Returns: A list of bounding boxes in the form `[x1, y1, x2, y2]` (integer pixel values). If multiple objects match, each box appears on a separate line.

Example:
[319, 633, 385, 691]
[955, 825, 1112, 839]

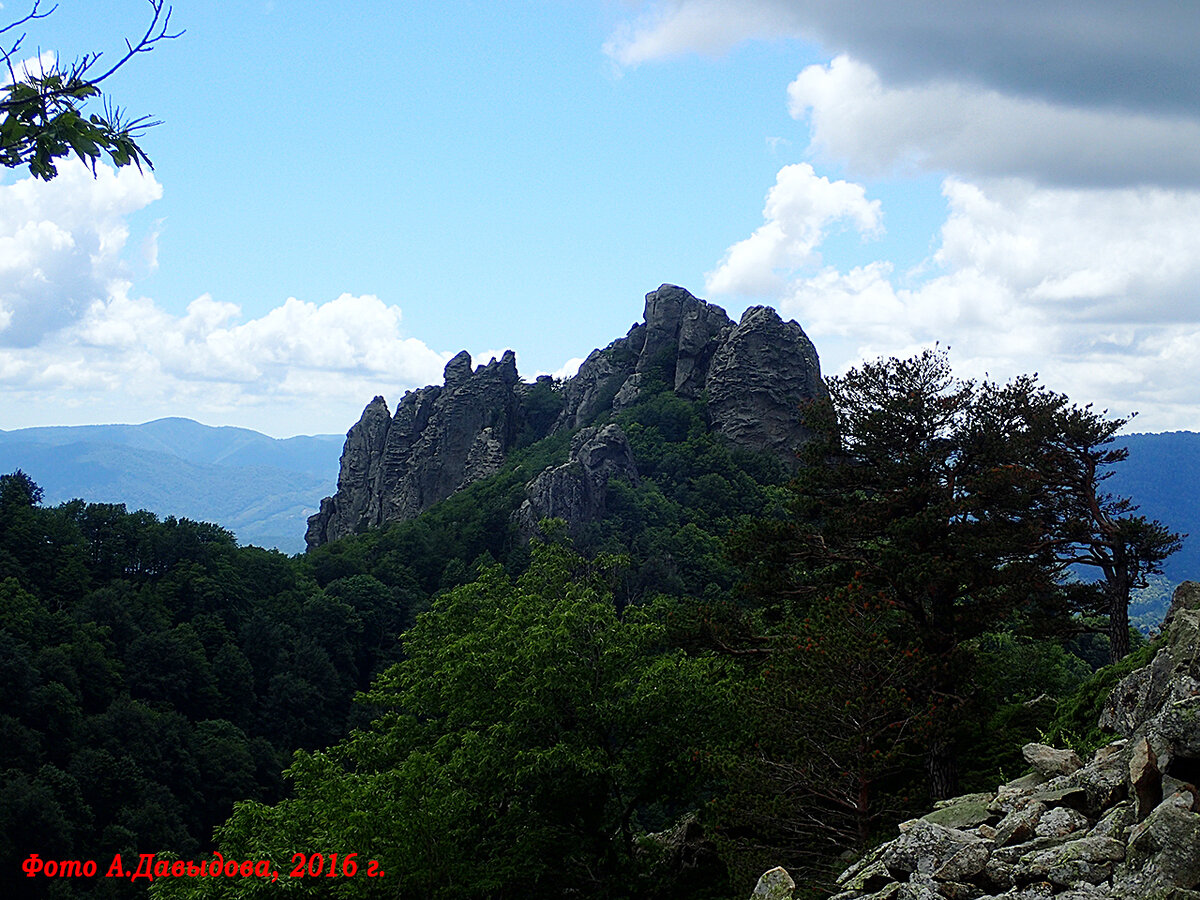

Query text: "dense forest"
[1, 352, 1182, 899]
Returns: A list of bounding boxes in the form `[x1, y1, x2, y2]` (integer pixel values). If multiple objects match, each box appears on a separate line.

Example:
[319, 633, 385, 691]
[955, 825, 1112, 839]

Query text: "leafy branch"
[0, 0, 182, 179]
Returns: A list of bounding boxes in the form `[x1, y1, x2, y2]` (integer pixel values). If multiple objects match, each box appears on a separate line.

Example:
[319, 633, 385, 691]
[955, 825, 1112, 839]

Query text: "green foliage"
[0, 1, 180, 179]
[516, 378, 566, 448]
[304, 383, 786, 613]
[1043, 640, 1157, 757]
[3, 349, 1169, 899]
[154, 542, 730, 899]
[955, 633, 1091, 791]
[0, 477, 418, 899]
[713, 583, 931, 891]
[305, 429, 572, 595]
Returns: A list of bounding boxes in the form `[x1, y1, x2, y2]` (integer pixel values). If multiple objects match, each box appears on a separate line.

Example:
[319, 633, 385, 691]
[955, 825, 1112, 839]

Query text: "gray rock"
[443, 349, 473, 387]
[750, 865, 795, 900]
[994, 802, 1047, 847]
[304, 396, 392, 547]
[923, 801, 995, 830]
[1068, 743, 1130, 816]
[306, 351, 524, 546]
[516, 424, 639, 537]
[1035, 807, 1091, 838]
[557, 342, 635, 431]
[1023, 743, 1084, 779]
[1126, 790, 1200, 888]
[897, 872, 956, 900]
[1012, 835, 1125, 887]
[705, 305, 826, 469]
[840, 858, 894, 893]
[992, 773, 1047, 814]
[831, 583, 1200, 900]
[935, 793, 997, 810]
[882, 821, 991, 882]
[1102, 583, 1200, 742]
[1089, 801, 1132, 840]
[1027, 785, 1089, 813]
[309, 285, 830, 547]
[1129, 736, 1162, 822]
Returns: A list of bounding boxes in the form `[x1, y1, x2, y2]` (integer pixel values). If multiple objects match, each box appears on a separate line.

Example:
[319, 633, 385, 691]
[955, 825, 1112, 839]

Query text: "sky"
[2, 1, 1199, 437]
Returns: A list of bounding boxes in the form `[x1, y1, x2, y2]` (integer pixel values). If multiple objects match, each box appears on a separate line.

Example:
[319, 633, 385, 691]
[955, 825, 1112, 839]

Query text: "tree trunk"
[1107, 581, 1132, 663]
[856, 776, 872, 845]
[925, 737, 959, 801]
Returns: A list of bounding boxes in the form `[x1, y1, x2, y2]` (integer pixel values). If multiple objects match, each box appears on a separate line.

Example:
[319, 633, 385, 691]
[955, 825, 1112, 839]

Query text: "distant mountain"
[0, 405, 1194, 581]
[0, 418, 343, 554]
[1111, 431, 1200, 582]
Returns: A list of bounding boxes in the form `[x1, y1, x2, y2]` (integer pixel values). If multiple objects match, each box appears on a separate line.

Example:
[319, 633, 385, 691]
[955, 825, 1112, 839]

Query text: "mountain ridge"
[305, 284, 827, 548]
[0, 420, 342, 553]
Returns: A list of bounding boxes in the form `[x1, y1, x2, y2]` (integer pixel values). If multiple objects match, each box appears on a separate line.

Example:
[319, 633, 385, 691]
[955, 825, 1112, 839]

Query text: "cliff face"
[305, 285, 827, 549]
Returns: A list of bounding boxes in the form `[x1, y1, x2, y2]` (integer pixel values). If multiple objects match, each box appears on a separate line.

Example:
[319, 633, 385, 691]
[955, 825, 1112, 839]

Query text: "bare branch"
[84, 0, 184, 88]
[0, 1, 57, 38]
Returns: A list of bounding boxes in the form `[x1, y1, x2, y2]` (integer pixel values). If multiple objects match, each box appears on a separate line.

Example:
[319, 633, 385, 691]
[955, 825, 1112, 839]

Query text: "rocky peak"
[306, 285, 828, 548]
[706, 305, 826, 465]
[305, 349, 523, 547]
[444, 350, 473, 387]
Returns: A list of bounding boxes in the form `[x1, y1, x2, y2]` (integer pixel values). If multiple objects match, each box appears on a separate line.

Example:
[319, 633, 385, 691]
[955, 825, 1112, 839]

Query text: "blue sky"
[3, 1, 1199, 436]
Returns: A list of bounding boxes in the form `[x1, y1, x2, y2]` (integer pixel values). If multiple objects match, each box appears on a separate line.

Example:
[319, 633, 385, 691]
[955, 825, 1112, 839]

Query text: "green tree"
[1028, 397, 1183, 661]
[1, 0, 180, 179]
[153, 541, 728, 899]
[740, 351, 1069, 799]
[714, 582, 930, 889]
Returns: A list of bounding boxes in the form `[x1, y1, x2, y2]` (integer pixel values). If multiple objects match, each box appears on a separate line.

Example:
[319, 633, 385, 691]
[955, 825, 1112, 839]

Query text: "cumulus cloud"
[608, 2, 1200, 188]
[706, 162, 881, 295]
[788, 56, 1200, 187]
[2, 289, 454, 435]
[616, 1, 1200, 428]
[752, 177, 1200, 431]
[603, 0, 805, 67]
[0, 161, 162, 346]
[0, 162, 453, 435]
[606, 1, 1200, 118]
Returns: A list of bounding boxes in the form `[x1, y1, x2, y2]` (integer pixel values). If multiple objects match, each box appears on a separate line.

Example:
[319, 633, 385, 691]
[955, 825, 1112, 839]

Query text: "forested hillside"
[4, 340, 1181, 899]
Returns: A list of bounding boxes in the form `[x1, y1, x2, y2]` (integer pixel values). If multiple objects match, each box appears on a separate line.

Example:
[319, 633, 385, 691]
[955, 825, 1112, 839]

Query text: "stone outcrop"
[750, 581, 1200, 900]
[515, 424, 639, 539]
[307, 285, 827, 549]
[556, 286, 826, 465]
[705, 305, 826, 462]
[305, 351, 521, 546]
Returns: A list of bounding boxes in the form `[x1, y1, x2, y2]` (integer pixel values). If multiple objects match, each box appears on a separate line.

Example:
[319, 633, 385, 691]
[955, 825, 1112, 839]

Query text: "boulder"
[516, 423, 639, 537]
[751, 866, 795, 900]
[1024, 744, 1084, 779]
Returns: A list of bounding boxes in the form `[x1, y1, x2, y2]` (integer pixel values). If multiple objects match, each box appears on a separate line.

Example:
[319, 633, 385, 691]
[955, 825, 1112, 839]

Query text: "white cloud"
[606, 2, 1200, 119]
[0, 162, 454, 436]
[706, 162, 881, 296]
[741, 177, 1200, 431]
[2, 290, 454, 435]
[604, 0, 804, 67]
[788, 55, 1200, 186]
[0, 161, 162, 346]
[612, 3, 1200, 428]
[541, 357, 585, 381]
[2, 50, 57, 87]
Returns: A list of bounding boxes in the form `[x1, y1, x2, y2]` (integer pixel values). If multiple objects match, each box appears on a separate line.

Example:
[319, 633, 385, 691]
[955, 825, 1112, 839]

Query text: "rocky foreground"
[752, 582, 1200, 900]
